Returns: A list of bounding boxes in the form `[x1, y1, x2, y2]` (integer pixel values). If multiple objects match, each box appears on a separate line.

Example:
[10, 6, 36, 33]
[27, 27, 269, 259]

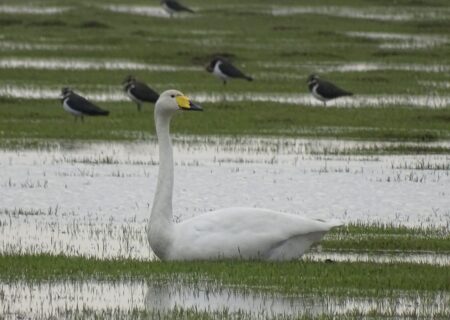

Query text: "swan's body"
[148, 90, 341, 261]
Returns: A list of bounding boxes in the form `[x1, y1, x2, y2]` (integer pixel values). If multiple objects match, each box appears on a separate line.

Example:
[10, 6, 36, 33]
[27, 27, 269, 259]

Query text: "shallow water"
[0, 41, 113, 52]
[270, 6, 450, 21]
[0, 58, 200, 72]
[101, 5, 197, 18]
[306, 252, 450, 266]
[1, 280, 448, 319]
[345, 32, 449, 50]
[0, 139, 449, 259]
[1, 85, 449, 107]
[0, 5, 70, 14]
[261, 61, 450, 74]
[193, 92, 450, 108]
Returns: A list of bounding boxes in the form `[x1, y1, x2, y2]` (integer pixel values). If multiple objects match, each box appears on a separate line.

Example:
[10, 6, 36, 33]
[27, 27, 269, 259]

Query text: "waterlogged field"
[0, 0, 449, 142]
[1, 138, 450, 319]
[1, 138, 450, 259]
[1, 0, 450, 318]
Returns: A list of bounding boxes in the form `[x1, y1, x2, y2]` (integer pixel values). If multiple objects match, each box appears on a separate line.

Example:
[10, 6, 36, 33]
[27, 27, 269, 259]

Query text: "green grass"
[1, 99, 449, 146]
[0, 0, 449, 146]
[322, 223, 450, 252]
[1, 254, 449, 295]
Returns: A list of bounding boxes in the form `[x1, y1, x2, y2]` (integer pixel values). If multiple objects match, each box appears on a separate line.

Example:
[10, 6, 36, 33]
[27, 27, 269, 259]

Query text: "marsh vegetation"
[0, 0, 449, 318]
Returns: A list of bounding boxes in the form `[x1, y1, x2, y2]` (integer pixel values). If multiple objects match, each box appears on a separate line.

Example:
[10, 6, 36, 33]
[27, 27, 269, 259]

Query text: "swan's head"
[155, 89, 202, 115]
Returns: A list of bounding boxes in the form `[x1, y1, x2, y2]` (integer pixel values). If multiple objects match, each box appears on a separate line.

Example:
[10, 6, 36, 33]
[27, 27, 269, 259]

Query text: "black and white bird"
[161, 0, 194, 17]
[122, 75, 160, 111]
[60, 87, 109, 121]
[206, 57, 253, 85]
[307, 74, 353, 106]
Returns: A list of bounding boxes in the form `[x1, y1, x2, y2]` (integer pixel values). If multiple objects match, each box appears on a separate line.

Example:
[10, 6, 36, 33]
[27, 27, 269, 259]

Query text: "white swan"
[148, 89, 342, 261]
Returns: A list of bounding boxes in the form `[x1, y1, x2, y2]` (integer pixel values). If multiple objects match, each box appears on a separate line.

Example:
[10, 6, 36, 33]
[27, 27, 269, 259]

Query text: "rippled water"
[1, 280, 448, 319]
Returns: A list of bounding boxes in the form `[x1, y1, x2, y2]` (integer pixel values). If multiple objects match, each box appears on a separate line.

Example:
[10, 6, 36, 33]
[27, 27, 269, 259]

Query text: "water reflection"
[1, 280, 448, 319]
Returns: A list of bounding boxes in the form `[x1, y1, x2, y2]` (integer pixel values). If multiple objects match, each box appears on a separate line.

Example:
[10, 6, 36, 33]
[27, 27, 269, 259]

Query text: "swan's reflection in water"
[145, 284, 308, 316]
[144, 282, 450, 318]
[144, 282, 311, 317]
[0, 280, 448, 318]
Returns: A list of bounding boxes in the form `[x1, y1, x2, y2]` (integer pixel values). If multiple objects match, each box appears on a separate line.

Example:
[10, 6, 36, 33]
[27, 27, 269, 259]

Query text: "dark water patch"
[0, 18, 22, 26]
[131, 30, 151, 37]
[372, 50, 405, 57]
[415, 20, 450, 30]
[27, 19, 67, 27]
[272, 25, 304, 31]
[80, 20, 110, 29]
[354, 75, 390, 83]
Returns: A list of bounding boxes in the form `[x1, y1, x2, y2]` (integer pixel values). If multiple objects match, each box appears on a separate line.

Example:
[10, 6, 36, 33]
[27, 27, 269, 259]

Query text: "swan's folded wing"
[172, 207, 341, 260]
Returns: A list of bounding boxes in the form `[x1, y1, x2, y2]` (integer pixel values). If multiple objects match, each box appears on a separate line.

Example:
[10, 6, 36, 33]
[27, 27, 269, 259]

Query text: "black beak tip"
[189, 101, 203, 111]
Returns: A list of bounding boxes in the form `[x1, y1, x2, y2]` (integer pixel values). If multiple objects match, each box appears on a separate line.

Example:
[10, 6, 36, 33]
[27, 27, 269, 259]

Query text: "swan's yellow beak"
[176, 95, 203, 111]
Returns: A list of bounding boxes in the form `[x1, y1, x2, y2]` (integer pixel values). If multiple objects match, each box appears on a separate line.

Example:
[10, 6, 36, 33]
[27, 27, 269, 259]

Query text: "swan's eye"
[170, 94, 175, 98]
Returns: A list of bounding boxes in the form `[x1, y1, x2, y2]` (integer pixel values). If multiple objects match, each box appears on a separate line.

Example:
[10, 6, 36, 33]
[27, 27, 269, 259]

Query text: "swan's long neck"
[148, 110, 175, 259]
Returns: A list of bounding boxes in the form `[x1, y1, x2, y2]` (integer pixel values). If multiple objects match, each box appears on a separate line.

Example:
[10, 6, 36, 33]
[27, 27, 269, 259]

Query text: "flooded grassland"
[1, 0, 450, 318]
[1, 138, 449, 319]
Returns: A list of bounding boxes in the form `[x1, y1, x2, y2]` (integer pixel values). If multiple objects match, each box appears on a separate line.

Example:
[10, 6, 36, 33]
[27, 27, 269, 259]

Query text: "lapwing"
[122, 75, 159, 111]
[60, 87, 109, 121]
[206, 57, 253, 85]
[307, 74, 353, 106]
[161, 0, 194, 17]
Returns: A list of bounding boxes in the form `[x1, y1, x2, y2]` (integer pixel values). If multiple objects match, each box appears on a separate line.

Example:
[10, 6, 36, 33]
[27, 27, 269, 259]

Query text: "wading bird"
[307, 74, 353, 106]
[206, 57, 253, 85]
[123, 75, 159, 111]
[60, 87, 109, 121]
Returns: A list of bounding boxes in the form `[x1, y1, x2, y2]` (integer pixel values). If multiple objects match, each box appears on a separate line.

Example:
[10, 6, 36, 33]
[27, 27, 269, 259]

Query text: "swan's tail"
[326, 219, 344, 229]
[315, 218, 344, 230]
